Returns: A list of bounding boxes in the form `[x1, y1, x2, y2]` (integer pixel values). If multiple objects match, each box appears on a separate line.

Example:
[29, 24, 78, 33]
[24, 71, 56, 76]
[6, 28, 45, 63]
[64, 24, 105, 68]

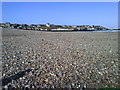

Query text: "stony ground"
[2, 28, 119, 89]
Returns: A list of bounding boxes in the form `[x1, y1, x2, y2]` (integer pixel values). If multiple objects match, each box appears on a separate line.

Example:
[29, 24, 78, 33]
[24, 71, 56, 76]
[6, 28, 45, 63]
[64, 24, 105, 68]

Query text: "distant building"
[37, 25, 41, 28]
[5, 22, 11, 28]
[72, 26, 77, 28]
[46, 23, 51, 27]
[2, 22, 109, 30]
[40, 28, 47, 31]
[86, 27, 95, 30]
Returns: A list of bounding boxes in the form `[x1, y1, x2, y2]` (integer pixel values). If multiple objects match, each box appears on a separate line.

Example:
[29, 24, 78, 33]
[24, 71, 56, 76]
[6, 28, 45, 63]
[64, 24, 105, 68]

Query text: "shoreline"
[2, 28, 120, 32]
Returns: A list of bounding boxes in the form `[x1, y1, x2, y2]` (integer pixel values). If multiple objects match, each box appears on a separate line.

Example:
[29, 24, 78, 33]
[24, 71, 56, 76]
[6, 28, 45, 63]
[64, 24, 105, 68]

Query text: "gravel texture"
[2, 28, 119, 89]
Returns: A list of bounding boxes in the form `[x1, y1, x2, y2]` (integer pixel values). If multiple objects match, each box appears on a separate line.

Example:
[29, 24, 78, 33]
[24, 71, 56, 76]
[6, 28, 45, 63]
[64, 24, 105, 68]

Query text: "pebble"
[2, 29, 119, 88]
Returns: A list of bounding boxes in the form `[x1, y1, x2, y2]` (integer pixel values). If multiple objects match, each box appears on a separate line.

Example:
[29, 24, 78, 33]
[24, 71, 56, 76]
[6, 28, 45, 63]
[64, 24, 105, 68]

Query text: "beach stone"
[2, 28, 119, 88]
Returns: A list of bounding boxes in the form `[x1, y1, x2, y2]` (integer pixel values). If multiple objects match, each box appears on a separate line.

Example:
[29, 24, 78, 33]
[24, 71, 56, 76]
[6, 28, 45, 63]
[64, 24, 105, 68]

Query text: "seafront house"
[46, 23, 51, 27]
[5, 22, 11, 28]
[1, 22, 109, 31]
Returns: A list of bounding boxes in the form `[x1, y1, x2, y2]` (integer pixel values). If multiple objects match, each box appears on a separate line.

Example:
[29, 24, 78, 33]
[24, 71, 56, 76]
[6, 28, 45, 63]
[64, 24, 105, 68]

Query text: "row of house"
[0, 22, 109, 31]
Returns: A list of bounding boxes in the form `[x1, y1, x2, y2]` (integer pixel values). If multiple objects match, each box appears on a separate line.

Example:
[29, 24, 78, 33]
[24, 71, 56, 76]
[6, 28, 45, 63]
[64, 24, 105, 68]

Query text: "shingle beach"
[2, 28, 119, 89]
